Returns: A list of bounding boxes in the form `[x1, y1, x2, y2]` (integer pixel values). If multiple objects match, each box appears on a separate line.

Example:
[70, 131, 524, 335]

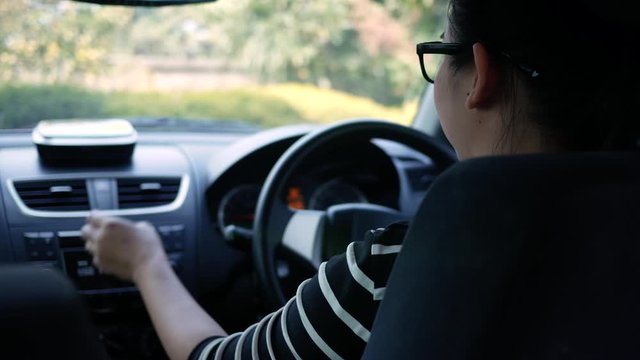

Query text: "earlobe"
[465, 43, 498, 110]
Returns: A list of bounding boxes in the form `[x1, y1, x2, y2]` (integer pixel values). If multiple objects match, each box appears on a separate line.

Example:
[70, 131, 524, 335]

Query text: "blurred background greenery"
[0, 0, 447, 129]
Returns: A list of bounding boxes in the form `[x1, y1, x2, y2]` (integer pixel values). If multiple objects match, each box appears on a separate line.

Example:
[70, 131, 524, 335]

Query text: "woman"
[81, 0, 640, 359]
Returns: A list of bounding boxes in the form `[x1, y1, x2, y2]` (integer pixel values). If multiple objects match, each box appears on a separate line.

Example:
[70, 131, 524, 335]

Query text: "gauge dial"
[217, 184, 261, 231]
[308, 179, 367, 211]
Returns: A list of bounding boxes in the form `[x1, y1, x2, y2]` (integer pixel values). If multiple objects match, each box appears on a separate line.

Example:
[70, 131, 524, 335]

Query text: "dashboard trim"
[6, 174, 190, 218]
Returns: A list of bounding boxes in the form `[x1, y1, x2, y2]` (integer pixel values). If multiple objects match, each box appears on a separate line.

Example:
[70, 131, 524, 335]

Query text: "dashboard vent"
[13, 179, 90, 211]
[117, 177, 181, 209]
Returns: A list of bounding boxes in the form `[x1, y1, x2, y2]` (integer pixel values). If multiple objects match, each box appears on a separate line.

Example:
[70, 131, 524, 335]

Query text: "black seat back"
[363, 153, 640, 359]
[0, 265, 109, 360]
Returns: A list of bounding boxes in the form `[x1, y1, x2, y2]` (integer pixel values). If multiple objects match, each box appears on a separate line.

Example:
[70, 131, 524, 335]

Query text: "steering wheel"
[253, 119, 457, 309]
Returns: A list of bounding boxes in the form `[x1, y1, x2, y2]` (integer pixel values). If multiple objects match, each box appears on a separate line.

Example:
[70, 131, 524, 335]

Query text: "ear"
[465, 42, 499, 109]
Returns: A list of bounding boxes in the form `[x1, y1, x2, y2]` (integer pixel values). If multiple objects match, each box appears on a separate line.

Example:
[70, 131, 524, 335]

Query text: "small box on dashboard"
[32, 118, 137, 166]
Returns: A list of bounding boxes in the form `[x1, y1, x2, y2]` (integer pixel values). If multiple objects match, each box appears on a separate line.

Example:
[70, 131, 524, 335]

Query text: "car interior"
[1, 0, 639, 359]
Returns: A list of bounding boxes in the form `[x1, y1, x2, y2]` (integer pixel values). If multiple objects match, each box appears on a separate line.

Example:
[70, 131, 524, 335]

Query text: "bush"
[104, 89, 304, 128]
[0, 84, 415, 130]
[0, 85, 108, 129]
[262, 83, 417, 125]
[0, 85, 304, 129]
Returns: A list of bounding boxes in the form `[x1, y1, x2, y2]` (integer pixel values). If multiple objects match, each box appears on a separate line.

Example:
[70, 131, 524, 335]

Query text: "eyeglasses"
[416, 41, 541, 84]
[416, 41, 468, 83]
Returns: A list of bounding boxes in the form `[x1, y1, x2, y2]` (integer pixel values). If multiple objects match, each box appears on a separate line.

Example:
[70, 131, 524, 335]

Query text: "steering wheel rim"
[252, 119, 457, 309]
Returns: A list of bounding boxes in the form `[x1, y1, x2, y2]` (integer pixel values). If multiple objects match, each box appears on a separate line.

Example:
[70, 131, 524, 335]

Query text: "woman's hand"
[81, 213, 168, 283]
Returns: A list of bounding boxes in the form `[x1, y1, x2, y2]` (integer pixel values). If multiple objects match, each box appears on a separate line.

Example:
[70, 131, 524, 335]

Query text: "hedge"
[0, 84, 414, 130]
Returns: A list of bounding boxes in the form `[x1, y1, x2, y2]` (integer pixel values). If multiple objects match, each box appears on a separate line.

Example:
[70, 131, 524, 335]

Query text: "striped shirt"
[189, 222, 408, 360]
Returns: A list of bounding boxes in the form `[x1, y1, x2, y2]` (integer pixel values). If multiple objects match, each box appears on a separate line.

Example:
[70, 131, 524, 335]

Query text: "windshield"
[0, 0, 445, 131]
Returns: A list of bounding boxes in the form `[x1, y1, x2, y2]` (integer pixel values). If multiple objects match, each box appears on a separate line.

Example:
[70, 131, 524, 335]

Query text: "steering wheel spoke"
[281, 210, 325, 269]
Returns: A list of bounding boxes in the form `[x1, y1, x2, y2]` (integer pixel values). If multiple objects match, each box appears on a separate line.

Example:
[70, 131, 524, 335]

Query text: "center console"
[19, 226, 185, 295]
[0, 143, 200, 359]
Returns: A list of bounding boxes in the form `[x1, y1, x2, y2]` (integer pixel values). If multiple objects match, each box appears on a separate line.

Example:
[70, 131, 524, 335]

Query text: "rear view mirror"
[74, 0, 216, 6]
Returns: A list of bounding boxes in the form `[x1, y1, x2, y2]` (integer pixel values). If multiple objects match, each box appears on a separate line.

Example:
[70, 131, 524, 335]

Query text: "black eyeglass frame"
[416, 41, 541, 84]
[416, 41, 468, 83]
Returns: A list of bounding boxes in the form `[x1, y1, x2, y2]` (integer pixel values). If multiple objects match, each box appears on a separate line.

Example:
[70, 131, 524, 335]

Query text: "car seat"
[0, 265, 110, 360]
[363, 152, 640, 359]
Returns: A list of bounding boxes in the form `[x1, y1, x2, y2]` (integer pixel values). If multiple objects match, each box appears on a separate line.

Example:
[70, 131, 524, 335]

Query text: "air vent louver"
[117, 177, 181, 209]
[14, 179, 90, 211]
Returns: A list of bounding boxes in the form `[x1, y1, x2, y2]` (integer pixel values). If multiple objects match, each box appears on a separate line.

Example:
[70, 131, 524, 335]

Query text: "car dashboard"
[0, 124, 439, 358]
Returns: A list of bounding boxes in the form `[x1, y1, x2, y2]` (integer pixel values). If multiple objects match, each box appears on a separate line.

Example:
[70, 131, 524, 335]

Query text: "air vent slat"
[119, 194, 177, 202]
[117, 177, 181, 209]
[14, 179, 90, 212]
[29, 205, 91, 211]
[15, 181, 85, 189]
[118, 179, 180, 185]
[17, 189, 88, 198]
[24, 197, 90, 206]
[117, 186, 179, 194]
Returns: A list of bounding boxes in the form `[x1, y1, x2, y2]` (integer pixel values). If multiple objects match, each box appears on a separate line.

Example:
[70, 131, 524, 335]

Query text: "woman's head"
[434, 0, 640, 159]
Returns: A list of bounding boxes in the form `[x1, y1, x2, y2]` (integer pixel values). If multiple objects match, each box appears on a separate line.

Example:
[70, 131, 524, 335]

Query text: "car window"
[0, 0, 446, 131]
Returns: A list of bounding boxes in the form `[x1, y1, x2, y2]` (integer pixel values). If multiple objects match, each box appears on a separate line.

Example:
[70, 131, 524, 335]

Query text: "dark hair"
[447, 0, 640, 151]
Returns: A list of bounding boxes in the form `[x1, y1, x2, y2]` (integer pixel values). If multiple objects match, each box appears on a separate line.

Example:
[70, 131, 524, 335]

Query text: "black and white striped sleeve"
[189, 221, 409, 360]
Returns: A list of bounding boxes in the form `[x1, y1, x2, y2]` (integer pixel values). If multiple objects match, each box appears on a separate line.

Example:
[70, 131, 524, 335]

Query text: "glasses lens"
[422, 53, 445, 82]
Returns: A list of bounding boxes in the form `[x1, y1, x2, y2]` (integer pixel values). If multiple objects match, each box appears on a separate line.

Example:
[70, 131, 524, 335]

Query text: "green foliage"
[125, 6, 221, 57]
[262, 83, 416, 125]
[0, 84, 415, 129]
[104, 89, 303, 128]
[0, 85, 107, 128]
[210, 0, 352, 82]
[210, 0, 434, 106]
[0, 0, 447, 127]
[0, 1, 131, 83]
[381, 0, 450, 41]
[0, 84, 411, 129]
[0, 85, 305, 129]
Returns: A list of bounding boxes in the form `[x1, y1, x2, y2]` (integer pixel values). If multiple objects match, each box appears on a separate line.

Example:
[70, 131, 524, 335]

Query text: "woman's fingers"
[92, 257, 101, 270]
[78, 214, 164, 281]
[80, 223, 94, 241]
[86, 211, 106, 227]
[84, 240, 95, 253]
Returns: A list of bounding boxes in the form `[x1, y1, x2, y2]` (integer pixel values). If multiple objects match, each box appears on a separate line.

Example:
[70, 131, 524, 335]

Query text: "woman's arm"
[191, 222, 410, 359]
[133, 252, 227, 359]
[82, 213, 408, 360]
[81, 214, 226, 360]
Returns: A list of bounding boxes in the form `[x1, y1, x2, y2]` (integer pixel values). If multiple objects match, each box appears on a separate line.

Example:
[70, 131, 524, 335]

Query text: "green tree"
[0, 0, 131, 85]
[208, 0, 352, 83]
[377, 0, 448, 41]
[124, 5, 221, 58]
[207, 0, 445, 105]
[0, 0, 446, 105]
